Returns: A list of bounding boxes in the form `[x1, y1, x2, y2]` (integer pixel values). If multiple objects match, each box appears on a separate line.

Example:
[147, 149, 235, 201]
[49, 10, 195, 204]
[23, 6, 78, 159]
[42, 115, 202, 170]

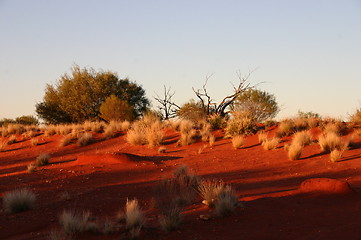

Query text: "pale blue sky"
[0, 0, 360, 120]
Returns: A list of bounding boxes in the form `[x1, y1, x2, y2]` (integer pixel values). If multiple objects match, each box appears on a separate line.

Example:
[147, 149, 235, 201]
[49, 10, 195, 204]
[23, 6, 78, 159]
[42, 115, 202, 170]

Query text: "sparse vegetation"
[318, 132, 349, 153]
[214, 185, 238, 217]
[3, 188, 36, 213]
[288, 143, 303, 160]
[330, 149, 345, 162]
[35, 153, 51, 167]
[262, 137, 280, 150]
[125, 198, 145, 229]
[232, 135, 245, 149]
[59, 209, 96, 235]
[77, 132, 93, 146]
[225, 111, 257, 137]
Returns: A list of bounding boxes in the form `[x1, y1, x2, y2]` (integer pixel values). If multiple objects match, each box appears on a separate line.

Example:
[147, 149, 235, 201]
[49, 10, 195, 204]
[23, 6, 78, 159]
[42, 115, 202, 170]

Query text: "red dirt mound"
[299, 178, 353, 194]
[75, 153, 134, 165]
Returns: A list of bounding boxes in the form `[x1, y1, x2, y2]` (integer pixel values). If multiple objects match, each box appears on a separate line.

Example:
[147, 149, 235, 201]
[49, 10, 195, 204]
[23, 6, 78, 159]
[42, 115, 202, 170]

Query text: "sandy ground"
[1, 127, 361, 240]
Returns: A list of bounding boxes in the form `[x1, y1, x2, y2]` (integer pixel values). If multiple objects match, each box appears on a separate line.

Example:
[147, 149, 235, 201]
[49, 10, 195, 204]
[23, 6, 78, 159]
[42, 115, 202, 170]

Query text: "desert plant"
[288, 143, 303, 160]
[209, 134, 216, 146]
[0, 140, 7, 152]
[225, 111, 257, 137]
[258, 131, 268, 144]
[214, 185, 238, 217]
[125, 198, 145, 229]
[275, 119, 295, 137]
[159, 206, 182, 231]
[99, 95, 135, 122]
[127, 124, 147, 145]
[103, 125, 116, 139]
[27, 163, 37, 173]
[47, 229, 68, 240]
[59, 135, 72, 147]
[330, 149, 345, 162]
[102, 219, 115, 235]
[232, 135, 245, 149]
[349, 107, 361, 124]
[318, 132, 348, 153]
[121, 120, 131, 131]
[7, 135, 16, 145]
[197, 179, 225, 207]
[233, 88, 280, 122]
[262, 137, 280, 150]
[3, 188, 36, 213]
[35, 153, 51, 167]
[208, 113, 226, 129]
[59, 209, 96, 235]
[77, 132, 93, 146]
[292, 131, 312, 147]
[145, 121, 164, 148]
[177, 99, 207, 122]
[30, 138, 38, 146]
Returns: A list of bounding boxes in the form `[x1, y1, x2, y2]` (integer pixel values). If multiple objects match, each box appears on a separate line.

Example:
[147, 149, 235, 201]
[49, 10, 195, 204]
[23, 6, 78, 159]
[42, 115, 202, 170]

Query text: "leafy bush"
[3, 188, 36, 213]
[99, 95, 134, 122]
[233, 88, 279, 122]
[36, 65, 149, 123]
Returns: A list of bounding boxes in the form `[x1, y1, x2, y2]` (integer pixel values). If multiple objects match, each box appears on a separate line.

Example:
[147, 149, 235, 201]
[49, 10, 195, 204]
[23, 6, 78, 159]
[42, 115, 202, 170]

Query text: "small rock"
[199, 214, 211, 221]
[160, 168, 164, 172]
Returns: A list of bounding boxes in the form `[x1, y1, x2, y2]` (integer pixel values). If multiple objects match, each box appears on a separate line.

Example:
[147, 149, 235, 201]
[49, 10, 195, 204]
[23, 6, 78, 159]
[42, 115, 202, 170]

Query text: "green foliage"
[99, 95, 134, 122]
[233, 88, 279, 122]
[36, 65, 149, 124]
[177, 99, 207, 122]
[15, 115, 39, 125]
[297, 110, 321, 119]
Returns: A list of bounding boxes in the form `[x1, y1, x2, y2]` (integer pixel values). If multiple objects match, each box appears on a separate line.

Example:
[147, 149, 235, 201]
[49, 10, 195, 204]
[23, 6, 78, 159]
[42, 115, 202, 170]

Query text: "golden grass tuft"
[232, 135, 244, 149]
[330, 149, 345, 162]
[262, 137, 280, 150]
[292, 131, 312, 147]
[288, 143, 303, 160]
[318, 132, 349, 153]
[3, 188, 36, 213]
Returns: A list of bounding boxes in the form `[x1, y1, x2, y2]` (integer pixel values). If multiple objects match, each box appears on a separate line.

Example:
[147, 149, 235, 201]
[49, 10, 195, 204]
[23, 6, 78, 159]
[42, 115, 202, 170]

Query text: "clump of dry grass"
[318, 132, 349, 153]
[258, 131, 268, 144]
[3, 188, 36, 213]
[103, 125, 116, 139]
[225, 111, 257, 137]
[121, 121, 131, 131]
[292, 131, 312, 147]
[214, 185, 238, 217]
[330, 149, 345, 162]
[59, 209, 97, 235]
[146, 121, 164, 148]
[288, 143, 303, 160]
[35, 153, 51, 167]
[209, 134, 216, 146]
[7, 135, 16, 145]
[197, 179, 225, 207]
[27, 163, 37, 173]
[77, 132, 93, 146]
[125, 198, 145, 229]
[232, 135, 244, 149]
[59, 135, 72, 147]
[262, 137, 280, 150]
[30, 138, 38, 146]
[275, 119, 295, 138]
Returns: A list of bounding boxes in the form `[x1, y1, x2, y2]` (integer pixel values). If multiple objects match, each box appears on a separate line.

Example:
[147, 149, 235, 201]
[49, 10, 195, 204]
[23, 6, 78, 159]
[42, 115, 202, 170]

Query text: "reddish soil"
[1, 127, 361, 240]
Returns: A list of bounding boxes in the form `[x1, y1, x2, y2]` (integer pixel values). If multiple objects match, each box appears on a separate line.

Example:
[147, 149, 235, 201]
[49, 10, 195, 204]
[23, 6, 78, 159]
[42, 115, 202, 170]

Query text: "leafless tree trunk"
[192, 71, 253, 117]
[154, 86, 180, 120]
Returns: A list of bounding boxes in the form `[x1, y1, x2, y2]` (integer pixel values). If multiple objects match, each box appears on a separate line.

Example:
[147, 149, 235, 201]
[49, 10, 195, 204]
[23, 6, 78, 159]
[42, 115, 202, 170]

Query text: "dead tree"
[154, 86, 180, 120]
[192, 71, 253, 117]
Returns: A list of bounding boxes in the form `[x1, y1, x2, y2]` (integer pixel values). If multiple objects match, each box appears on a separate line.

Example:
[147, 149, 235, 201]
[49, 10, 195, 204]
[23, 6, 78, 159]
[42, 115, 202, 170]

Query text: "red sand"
[1, 128, 361, 239]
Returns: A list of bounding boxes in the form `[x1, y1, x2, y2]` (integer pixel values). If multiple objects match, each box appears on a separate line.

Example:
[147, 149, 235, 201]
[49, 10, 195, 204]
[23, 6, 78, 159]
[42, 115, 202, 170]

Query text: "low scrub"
[330, 149, 346, 162]
[214, 185, 238, 217]
[258, 131, 268, 144]
[197, 179, 225, 207]
[288, 143, 303, 160]
[125, 198, 145, 229]
[318, 132, 349, 153]
[59, 135, 72, 147]
[3, 188, 36, 213]
[262, 137, 280, 150]
[232, 135, 244, 149]
[292, 131, 312, 147]
[225, 111, 257, 137]
[59, 209, 97, 235]
[35, 153, 51, 167]
[77, 132, 93, 146]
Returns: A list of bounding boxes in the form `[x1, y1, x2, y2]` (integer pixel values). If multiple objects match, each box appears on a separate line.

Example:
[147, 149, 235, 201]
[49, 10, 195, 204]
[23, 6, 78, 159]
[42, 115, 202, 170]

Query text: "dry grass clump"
[330, 149, 345, 162]
[30, 138, 38, 146]
[44, 125, 57, 137]
[197, 179, 225, 207]
[225, 111, 257, 137]
[7, 135, 16, 145]
[214, 185, 238, 217]
[258, 131, 268, 144]
[77, 132, 93, 146]
[27, 163, 37, 173]
[275, 119, 295, 138]
[120, 120, 131, 131]
[145, 121, 164, 148]
[3, 188, 36, 213]
[349, 108, 361, 124]
[127, 123, 147, 145]
[127, 116, 164, 147]
[209, 134, 216, 146]
[103, 125, 116, 139]
[158, 146, 167, 153]
[292, 131, 312, 147]
[59, 209, 97, 235]
[320, 119, 349, 136]
[288, 143, 303, 160]
[177, 120, 198, 146]
[59, 135, 73, 147]
[125, 198, 145, 229]
[318, 132, 349, 153]
[35, 153, 51, 167]
[232, 135, 244, 149]
[262, 137, 280, 150]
